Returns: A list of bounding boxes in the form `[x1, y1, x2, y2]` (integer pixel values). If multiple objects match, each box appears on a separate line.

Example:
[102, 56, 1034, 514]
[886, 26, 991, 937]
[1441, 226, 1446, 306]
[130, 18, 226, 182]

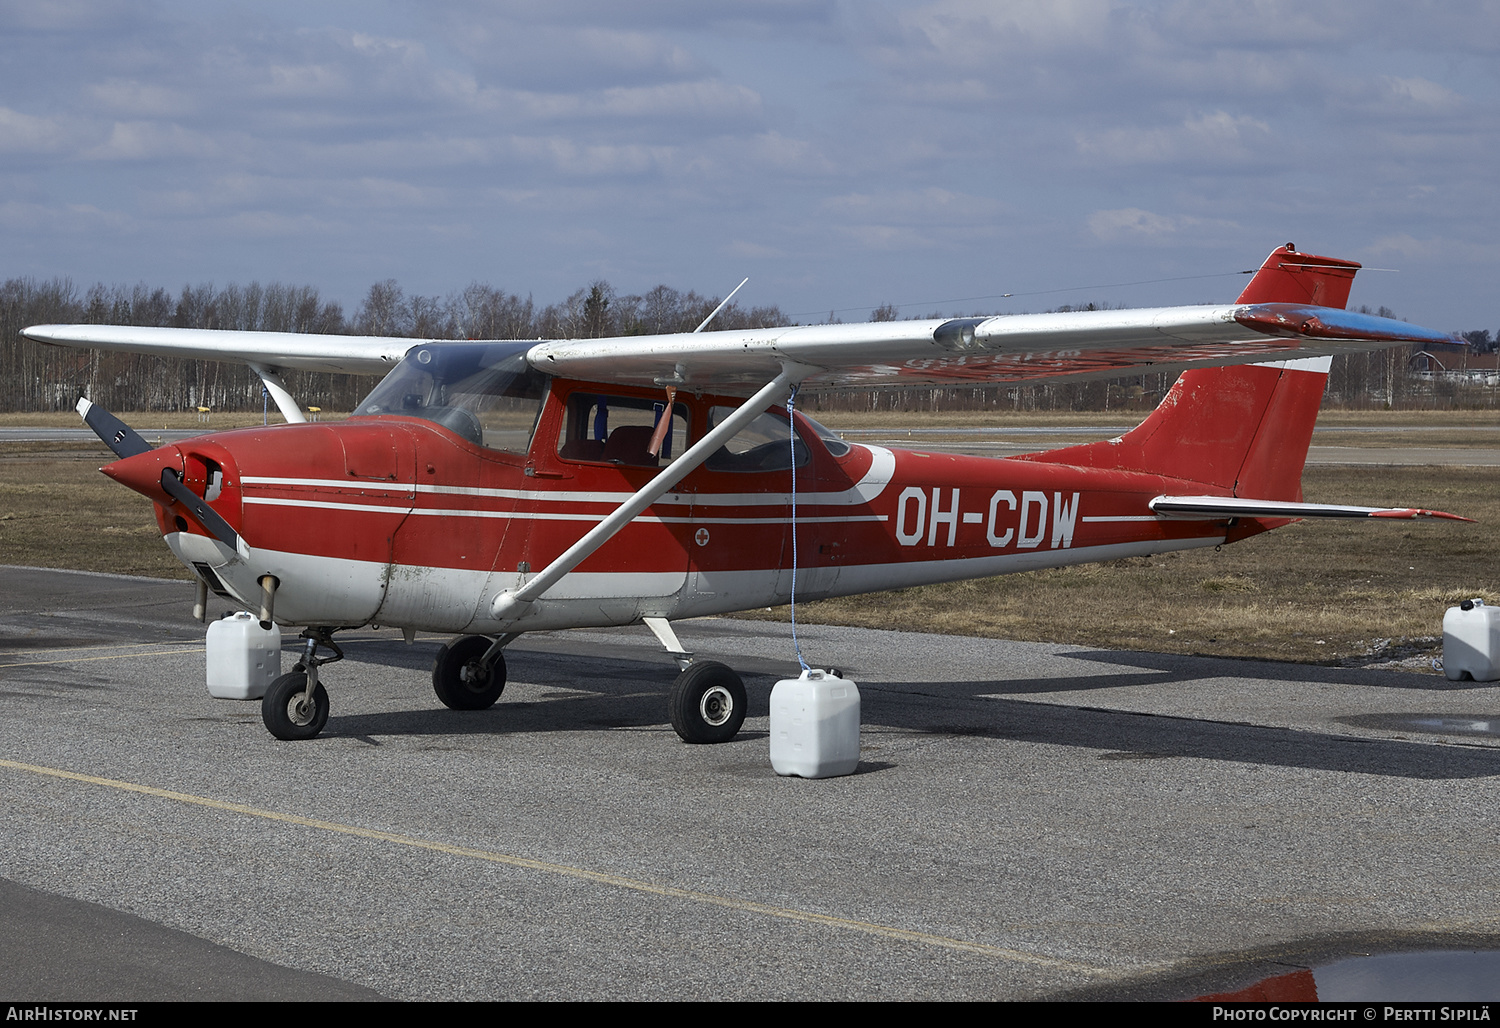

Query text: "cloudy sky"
[3, 0, 1497, 329]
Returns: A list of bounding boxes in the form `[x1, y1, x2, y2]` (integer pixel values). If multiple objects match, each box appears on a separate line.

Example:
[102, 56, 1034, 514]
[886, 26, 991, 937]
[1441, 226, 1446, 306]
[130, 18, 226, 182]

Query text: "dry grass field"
[0, 410, 1494, 668]
[750, 464, 1496, 668]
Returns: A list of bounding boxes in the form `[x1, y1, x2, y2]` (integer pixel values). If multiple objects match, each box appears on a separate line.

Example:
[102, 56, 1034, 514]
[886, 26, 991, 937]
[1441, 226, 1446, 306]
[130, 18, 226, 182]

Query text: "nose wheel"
[260, 629, 341, 741]
[262, 672, 328, 740]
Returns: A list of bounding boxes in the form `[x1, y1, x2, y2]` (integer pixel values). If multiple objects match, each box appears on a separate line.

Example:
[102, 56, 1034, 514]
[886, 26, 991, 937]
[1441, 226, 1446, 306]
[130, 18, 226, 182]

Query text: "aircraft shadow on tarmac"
[1060, 647, 1497, 693]
[318, 638, 1500, 782]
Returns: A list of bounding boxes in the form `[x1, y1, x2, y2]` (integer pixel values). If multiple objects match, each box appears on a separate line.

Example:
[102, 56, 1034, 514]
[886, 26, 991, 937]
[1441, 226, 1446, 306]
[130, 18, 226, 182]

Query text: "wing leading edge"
[526, 302, 1456, 395]
[21, 325, 413, 376]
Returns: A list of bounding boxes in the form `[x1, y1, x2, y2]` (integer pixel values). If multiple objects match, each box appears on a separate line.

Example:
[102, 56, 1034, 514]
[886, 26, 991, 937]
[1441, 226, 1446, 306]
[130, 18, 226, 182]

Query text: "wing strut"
[490, 366, 804, 622]
[248, 363, 306, 424]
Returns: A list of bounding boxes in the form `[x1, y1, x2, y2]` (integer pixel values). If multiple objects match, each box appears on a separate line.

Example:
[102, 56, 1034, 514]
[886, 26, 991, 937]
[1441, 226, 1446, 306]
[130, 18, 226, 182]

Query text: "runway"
[2, 567, 1498, 1000]
[831, 428, 1500, 466]
[8, 425, 1500, 466]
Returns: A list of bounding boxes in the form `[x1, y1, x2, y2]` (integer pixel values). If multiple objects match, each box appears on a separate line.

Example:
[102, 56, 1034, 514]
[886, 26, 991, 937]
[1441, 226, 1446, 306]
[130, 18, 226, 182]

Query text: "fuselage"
[119, 371, 1236, 636]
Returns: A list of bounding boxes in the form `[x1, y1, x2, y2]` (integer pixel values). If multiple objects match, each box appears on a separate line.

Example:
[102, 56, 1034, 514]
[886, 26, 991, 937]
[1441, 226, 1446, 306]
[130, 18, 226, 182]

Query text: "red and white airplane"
[23, 244, 1468, 743]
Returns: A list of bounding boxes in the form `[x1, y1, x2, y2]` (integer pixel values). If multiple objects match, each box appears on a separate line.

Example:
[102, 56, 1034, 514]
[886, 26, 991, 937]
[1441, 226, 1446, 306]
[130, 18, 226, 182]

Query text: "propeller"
[76, 397, 152, 459]
[78, 397, 251, 561]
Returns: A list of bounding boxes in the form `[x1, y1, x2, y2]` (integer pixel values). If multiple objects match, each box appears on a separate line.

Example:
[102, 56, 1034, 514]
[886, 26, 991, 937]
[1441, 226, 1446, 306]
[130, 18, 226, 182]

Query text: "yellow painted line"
[0, 647, 205, 670]
[0, 640, 189, 656]
[0, 756, 1114, 976]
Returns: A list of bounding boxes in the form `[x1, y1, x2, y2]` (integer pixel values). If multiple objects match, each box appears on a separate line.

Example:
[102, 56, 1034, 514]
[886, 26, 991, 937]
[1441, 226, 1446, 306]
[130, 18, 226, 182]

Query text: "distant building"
[1408, 350, 1500, 387]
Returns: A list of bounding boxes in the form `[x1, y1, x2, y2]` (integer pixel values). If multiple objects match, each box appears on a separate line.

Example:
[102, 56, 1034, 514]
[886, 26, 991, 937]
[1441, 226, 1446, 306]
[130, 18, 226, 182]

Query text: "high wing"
[21, 325, 420, 422]
[531, 246, 1457, 393]
[527, 302, 1453, 395]
[23, 245, 1458, 403]
[19, 324, 408, 375]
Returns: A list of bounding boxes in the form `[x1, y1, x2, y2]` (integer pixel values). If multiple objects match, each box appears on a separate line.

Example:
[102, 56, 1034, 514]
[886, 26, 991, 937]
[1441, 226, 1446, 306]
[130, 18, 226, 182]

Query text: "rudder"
[1235, 243, 1361, 309]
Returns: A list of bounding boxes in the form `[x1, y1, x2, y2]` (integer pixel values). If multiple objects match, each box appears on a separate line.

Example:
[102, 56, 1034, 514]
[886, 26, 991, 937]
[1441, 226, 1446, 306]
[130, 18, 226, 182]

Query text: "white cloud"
[263, 62, 351, 99]
[0, 198, 130, 234]
[476, 79, 764, 125]
[349, 33, 427, 64]
[724, 239, 786, 259]
[836, 223, 938, 251]
[1365, 233, 1446, 259]
[740, 131, 837, 175]
[1076, 111, 1272, 166]
[822, 187, 1002, 224]
[1087, 208, 1178, 240]
[506, 135, 678, 177]
[1086, 208, 1240, 242]
[0, 107, 72, 153]
[87, 80, 198, 118]
[82, 120, 221, 162]
[901, 0, 1116, 56]
[1380, 76, 1462, 112]
[1, 0, 1497, 327]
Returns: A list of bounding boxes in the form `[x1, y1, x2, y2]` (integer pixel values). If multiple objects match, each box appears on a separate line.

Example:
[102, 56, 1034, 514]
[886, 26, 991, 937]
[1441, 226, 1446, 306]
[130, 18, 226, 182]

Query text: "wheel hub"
[287, 696, 314, 725]
[699, 685, 734, 727]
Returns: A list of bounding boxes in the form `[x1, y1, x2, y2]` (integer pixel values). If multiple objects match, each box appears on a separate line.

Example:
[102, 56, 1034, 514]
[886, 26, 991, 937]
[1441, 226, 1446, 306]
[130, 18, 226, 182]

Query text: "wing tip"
[1368, 508, 1474, 523]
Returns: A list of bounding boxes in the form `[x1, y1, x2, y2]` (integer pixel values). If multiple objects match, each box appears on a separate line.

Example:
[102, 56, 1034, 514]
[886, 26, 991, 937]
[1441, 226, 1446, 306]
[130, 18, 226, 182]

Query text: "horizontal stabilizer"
[1150, 495, 1472, 522]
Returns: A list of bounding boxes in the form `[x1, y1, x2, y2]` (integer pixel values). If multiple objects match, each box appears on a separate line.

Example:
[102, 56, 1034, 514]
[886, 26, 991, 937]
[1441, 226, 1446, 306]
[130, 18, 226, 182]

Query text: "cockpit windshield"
[351, 342, 549, 453]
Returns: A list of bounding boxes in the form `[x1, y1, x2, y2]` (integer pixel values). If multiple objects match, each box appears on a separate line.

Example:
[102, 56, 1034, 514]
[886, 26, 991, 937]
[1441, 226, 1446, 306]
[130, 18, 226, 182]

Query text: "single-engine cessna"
[24, 244, 1467, 743]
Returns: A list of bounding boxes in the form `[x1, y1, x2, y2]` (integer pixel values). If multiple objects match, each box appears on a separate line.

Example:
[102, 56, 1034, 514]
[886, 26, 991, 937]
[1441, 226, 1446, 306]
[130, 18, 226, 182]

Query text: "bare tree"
[356, 280, 412, 337]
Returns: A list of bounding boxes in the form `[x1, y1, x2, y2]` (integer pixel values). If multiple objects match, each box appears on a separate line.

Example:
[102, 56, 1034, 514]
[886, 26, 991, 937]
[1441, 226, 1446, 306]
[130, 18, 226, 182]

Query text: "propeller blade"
[76, 397, 152, 459]
[159, 467, 251, 561]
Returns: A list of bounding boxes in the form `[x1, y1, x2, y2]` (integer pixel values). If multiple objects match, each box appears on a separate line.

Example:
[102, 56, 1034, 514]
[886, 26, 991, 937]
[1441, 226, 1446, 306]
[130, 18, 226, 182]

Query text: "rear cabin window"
[557, 393, 689, 468]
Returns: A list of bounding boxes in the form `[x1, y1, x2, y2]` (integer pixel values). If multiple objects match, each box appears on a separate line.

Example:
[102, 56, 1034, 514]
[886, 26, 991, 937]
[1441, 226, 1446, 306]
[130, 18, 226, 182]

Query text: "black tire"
[261, 672, 329, 741]
[433, 635, 506, 710]
[668, 661, 746, 744]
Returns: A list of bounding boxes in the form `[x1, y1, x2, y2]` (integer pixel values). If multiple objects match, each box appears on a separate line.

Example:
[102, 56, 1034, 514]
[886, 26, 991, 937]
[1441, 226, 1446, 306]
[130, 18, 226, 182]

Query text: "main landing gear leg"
[261, 628, 343, 741]
[644, 618, 747, 745]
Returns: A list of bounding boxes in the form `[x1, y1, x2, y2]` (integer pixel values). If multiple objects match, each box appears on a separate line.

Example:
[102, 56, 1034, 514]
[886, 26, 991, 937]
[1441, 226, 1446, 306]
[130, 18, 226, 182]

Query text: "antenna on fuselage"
[693, 278, 749, 333]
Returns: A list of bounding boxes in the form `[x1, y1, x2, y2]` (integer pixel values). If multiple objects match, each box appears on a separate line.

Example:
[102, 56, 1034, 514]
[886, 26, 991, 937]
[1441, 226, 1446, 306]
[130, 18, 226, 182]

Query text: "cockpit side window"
[557, 392, 689, 468]
[705, 407, 811, 472]
[351, 343, 549, 454]
[800, 414, 852, 457]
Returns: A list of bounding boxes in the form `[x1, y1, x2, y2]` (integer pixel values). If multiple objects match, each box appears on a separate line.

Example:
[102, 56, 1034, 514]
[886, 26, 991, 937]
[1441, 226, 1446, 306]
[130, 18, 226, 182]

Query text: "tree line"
[0, 276, 1493, 414]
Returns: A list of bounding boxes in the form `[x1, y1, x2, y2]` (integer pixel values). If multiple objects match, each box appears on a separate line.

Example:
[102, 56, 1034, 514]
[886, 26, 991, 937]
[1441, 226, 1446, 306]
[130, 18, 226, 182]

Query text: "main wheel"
[433, 635, 506, 710]
[668, 661, 746, 744]
[261, 672, 329, 741]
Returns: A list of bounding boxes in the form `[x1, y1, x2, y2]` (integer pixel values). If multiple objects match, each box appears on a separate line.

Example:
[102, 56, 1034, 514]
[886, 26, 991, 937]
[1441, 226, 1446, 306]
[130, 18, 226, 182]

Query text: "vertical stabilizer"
[1236, 243, 1360, 309]
[1017, 358, 1330, 500]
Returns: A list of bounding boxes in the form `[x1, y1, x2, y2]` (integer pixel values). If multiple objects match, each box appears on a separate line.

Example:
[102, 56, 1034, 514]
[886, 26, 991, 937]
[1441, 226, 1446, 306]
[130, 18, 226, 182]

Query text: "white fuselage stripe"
[237, 444, 896, 508]
[242, 495, 885, 525]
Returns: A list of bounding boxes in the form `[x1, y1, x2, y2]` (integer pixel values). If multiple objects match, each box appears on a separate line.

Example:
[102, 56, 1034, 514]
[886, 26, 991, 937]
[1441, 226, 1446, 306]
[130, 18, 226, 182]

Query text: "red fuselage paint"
[112, 375, 1248, 637]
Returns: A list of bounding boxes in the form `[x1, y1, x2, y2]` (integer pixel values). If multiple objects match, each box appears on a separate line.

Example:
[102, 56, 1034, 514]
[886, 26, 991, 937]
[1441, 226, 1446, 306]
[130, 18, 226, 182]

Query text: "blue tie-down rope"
[787, 385, 810, 672]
